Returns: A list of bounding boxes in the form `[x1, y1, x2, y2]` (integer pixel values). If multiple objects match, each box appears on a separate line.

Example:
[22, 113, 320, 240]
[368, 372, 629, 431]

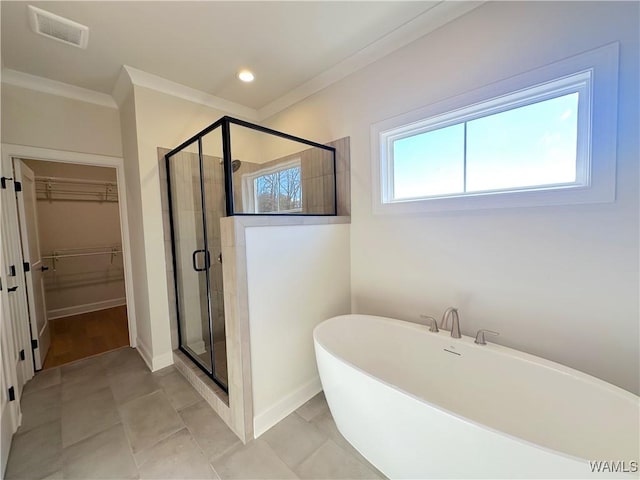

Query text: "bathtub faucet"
[475, 329, 499, 345]
[419, 314, 439, 333]
[441, 307, 461, 338]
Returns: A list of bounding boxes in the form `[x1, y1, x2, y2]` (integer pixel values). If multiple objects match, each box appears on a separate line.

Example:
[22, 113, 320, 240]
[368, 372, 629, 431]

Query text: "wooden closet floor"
[42, 305, 129, 369]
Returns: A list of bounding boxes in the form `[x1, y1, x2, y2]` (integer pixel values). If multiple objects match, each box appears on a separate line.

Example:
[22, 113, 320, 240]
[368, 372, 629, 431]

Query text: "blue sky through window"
[392, 92, 579, 199]
[393, 124, 464, 199]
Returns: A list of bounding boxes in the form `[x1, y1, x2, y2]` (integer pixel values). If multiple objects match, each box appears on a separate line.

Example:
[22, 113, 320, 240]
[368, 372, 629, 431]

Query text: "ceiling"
[1, 1, 472, 111]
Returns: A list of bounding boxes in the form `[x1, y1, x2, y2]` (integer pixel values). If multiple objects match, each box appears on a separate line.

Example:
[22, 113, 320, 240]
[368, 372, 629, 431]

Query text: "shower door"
[166, 132, 228, 391]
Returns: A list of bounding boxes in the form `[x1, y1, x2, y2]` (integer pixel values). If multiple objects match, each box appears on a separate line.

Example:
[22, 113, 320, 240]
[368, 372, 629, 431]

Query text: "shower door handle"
[192, 249, 210, 272]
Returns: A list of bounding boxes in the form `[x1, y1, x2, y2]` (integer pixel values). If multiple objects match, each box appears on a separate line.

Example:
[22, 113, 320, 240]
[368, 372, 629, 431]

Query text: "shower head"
[219, 158, 242, 172]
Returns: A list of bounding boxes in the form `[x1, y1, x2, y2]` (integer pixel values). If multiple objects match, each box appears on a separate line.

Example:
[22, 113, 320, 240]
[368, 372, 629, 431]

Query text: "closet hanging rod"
[45, 245, 121, 253]
[42, 250, 122, 260]
[35, 189, 117, 195]
[42, 246, 122, 270]
[35, 176, 117, 187]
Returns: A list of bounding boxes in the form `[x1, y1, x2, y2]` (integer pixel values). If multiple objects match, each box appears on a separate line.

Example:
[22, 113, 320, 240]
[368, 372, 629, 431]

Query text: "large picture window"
[371, 43, 618, 214]
[392, 91, 581, 200]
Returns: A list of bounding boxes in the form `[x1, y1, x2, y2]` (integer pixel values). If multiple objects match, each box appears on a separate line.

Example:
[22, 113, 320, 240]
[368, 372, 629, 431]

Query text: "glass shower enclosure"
[165, 117, 336, 391]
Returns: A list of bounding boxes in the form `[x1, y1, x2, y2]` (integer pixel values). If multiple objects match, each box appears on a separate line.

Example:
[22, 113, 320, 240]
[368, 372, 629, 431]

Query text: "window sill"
[375, 184, 614, 215]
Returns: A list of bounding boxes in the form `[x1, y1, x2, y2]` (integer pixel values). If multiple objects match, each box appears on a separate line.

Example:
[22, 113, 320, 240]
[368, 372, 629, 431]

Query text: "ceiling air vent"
[28, 5, 89, 49]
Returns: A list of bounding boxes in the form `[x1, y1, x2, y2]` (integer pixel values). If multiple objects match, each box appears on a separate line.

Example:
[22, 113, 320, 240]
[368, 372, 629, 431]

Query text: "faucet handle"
[420, 314, 439, 333]
[474, 329, 499, 345]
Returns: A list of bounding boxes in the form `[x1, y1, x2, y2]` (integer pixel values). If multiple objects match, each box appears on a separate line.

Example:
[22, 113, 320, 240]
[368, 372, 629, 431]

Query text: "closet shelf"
[35, 176, 118, 202]
[42, 245, 122, 271]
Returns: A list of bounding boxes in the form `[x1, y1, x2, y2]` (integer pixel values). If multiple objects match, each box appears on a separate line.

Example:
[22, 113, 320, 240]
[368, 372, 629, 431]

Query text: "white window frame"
[371, 42, 619, 214]
[241, 158, 302, 213]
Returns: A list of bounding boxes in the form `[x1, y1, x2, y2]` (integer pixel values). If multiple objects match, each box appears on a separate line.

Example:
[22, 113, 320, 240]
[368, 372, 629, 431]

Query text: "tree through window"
[253, 163, 302, 213]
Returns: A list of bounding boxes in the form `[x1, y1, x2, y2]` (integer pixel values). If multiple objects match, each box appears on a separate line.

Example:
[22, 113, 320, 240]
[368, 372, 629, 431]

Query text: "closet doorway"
[2, 143, 137, 377]
[23, 159, 129, 368]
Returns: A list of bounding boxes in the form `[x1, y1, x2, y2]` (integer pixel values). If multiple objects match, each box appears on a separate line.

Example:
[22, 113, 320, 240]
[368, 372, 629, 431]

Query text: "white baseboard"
[152, 350, 174, 372]
[253, 376, 322, 438]
[47, 298, 126, 320]
[135, 337, 174, 372]
[136, 337, 154, 371]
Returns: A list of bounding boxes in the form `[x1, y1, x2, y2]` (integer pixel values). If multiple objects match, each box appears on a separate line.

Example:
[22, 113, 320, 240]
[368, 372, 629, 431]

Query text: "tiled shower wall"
[201, 155, 226, 350]
[163, 149, 207, 355]
[159, 150, 226, 357]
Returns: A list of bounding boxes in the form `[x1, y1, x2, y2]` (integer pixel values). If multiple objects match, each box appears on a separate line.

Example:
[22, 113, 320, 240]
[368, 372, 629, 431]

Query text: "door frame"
[1, 143, 137, 348]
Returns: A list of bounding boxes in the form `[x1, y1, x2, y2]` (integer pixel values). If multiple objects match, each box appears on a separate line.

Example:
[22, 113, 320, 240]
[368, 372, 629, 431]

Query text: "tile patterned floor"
[5, 347, 385, 480]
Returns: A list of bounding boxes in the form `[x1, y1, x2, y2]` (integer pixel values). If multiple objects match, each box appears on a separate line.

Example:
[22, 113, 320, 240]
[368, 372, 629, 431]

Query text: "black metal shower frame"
[165, 116, 337, 391]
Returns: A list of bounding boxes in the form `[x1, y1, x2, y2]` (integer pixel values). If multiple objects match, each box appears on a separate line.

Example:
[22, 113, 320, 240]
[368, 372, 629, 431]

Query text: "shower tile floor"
[5, 347, 384, 480]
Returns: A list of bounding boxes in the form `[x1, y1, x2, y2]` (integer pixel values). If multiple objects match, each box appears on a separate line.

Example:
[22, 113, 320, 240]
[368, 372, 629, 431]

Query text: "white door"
[0, 164, 23, 478]
[1, 155, 34, 391]
[1, 270, 20, 478]
[14, 160, 50, 370]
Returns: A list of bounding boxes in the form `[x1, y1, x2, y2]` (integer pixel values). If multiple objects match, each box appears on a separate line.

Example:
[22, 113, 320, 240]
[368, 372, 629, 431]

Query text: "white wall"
[246, 224, 351, 436]
[263, 1, 639, 394]
[1, 84, 122, 157]
[117, 89, 154, 365]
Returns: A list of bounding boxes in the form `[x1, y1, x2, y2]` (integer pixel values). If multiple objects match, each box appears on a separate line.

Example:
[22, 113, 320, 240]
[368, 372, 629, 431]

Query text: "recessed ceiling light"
[238, 70, 254, 83]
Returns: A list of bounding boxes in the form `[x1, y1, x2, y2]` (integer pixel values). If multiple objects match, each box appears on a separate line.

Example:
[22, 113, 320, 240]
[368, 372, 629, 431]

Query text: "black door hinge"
[31, 339, 38, 350]
[19, 349, 25, 361]
[9, 265, 16, 277]
[23, 262, 30, 272]
[1, 177, 12, 189]
[14, 181, 22, 192]
[8, 286, 18, 292]
[8, 387, 15, 402]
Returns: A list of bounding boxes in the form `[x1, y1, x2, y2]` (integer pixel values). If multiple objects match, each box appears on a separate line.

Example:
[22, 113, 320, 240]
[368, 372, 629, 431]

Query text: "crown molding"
[257, 0, 484, 121]
[1, 68, 118, 108]
[122, 65, 259, 121]
[1, 1, 483, 121]
[111, 66, 133, 108]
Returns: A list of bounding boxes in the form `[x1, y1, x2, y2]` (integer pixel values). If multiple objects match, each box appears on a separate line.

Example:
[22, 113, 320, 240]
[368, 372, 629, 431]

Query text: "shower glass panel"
[166, 126, 227, 391]
[229, 121, 336, 215]
[201, 130, 227, 386]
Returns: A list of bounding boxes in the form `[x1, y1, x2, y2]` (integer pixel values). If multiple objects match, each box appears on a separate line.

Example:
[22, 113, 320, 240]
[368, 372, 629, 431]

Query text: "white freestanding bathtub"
[313, 315, 639, 479]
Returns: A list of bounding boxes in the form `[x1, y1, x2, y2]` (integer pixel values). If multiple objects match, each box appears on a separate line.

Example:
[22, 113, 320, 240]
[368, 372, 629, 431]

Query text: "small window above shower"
[241, 158, 302, 214]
